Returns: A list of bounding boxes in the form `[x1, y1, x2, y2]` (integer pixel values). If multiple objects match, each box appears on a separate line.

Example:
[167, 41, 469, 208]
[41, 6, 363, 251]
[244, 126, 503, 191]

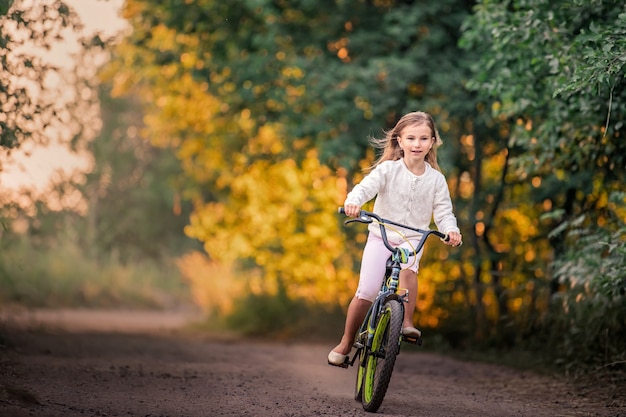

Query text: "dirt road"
[0, 310, 622, 417]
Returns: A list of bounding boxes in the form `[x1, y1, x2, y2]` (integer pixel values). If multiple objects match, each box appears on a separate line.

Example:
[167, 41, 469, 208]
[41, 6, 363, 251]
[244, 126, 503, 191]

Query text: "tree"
[114, 0, 474, 171]
[107, 0, 485, 309]
[0, 0, 82, 153]
[73, 82, 199, 263]
[460, 0, 626, 364]
[460, 0, 626, 228]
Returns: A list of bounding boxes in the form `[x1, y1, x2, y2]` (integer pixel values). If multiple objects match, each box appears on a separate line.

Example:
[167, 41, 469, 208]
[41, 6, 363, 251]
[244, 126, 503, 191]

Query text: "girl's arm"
[344, 163, 387, 208]
[432, 175, 460, 235]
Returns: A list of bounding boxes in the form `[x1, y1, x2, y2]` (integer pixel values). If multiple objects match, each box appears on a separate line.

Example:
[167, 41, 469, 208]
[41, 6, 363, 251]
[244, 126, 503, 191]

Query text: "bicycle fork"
[350, 291, 402, 365]
[349, 262, 420, 367]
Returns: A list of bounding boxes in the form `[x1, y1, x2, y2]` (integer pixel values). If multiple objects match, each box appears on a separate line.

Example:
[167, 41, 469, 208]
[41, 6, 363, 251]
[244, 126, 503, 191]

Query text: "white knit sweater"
[344, 159, 459, 244]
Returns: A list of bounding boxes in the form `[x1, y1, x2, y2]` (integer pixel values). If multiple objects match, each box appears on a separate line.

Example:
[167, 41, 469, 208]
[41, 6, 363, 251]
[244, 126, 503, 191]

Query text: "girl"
[328, 111, 462, 367]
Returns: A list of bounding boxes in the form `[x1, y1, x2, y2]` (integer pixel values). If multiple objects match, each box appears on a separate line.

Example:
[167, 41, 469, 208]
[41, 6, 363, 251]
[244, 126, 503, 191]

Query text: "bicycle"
[336, 207, 455, 413]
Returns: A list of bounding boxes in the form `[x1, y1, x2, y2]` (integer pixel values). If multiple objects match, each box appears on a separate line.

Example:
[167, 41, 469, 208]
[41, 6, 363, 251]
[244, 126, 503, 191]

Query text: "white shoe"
[401, 326, 422, 338]
[327, 350, 349, 367]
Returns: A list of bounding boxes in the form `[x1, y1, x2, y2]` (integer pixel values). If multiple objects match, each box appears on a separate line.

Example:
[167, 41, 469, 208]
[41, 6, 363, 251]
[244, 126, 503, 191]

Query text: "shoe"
[401, 326, 422, 338]
[327, 350, 350, 367]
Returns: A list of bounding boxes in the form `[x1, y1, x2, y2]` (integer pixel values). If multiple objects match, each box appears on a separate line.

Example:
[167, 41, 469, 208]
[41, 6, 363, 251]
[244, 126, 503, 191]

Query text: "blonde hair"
[369, 111, 443, 172]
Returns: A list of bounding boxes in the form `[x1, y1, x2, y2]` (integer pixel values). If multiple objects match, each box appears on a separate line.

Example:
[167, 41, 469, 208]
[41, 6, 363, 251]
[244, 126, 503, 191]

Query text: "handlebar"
[338, 207, 454, 254]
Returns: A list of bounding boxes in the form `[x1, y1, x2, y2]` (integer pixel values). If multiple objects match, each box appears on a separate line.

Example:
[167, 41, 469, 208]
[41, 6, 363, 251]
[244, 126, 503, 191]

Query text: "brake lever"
[344, 214, 373, 225]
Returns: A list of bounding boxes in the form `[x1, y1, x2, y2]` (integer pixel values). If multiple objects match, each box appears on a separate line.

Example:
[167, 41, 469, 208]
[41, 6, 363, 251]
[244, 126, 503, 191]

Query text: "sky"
[1, 0, 127, 193]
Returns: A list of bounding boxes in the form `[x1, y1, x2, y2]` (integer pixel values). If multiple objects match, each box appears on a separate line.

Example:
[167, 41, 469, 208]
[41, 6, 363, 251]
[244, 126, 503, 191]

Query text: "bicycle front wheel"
[361, 299, 403, 412]
[354, 347, 364, 401]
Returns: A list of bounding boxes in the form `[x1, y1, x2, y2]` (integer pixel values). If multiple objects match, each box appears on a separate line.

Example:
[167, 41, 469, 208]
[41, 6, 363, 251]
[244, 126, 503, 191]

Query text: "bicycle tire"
[354, 348, 364, 401]
[361, 299, 403, 412]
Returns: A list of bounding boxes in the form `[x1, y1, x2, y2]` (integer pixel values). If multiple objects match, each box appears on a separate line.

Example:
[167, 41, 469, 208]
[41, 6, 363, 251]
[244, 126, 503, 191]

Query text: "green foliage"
[554, 9, 626, 99]
[460, 0, 626, 178]
[538, 226, 626, 370]
[459, 1, 626, 367]
[117, 0, 474, 171]
[0, 1, 14, 15]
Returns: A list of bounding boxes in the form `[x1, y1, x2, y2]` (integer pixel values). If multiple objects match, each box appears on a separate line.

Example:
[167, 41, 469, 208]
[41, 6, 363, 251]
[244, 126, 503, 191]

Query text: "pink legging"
[355, 233, 424, 302]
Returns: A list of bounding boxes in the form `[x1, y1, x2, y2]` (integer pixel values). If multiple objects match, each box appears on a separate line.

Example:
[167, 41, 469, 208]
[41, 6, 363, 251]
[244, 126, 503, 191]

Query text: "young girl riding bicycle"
[329, 111, 462, 366]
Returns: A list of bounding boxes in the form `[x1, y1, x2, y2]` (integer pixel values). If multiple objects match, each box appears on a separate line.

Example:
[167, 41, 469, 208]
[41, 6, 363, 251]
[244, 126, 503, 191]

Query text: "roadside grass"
[189, 290, 346, 343]
[0, 238, 190, 310]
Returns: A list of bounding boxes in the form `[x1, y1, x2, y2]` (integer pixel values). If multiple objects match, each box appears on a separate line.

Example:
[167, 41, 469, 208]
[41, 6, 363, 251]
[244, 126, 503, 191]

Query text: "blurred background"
[1, 0, 624, 376]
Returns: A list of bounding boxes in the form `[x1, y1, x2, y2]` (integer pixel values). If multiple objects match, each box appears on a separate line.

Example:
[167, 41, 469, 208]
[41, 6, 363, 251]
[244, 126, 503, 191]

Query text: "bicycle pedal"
[402, 335, 423, 346]
[327, 360, 350, 369]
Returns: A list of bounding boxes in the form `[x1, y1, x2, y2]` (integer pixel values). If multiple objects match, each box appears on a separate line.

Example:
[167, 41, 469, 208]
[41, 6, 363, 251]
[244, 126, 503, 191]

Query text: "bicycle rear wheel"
[361, 299, 403, 412]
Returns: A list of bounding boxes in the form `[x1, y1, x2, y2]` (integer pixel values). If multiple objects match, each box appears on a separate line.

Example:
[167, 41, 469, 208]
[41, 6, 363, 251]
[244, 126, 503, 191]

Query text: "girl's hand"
[446, 231, 463, 247]
[344, 204, 361, 218]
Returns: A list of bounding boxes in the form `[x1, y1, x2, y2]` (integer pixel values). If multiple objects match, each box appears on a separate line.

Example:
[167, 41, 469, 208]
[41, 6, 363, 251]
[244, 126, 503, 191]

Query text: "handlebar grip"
[338, 207, 345, 214]
[441, 234, 463, 247]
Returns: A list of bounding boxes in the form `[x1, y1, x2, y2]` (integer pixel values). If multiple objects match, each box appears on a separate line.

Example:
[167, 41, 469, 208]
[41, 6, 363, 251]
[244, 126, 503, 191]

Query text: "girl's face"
[397, 123, 434, 164]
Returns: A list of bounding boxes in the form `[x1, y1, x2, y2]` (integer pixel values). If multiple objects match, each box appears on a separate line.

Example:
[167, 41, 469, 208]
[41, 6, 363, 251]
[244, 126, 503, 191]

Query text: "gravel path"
[0, 309, 622, 417]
